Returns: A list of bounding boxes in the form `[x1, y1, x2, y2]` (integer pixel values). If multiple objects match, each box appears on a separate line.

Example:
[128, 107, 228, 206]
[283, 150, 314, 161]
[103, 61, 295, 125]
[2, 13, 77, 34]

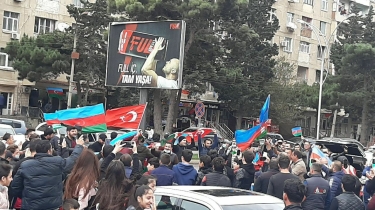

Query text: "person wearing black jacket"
[283, 179, 306, 210]
[196, 155, 212, 185]
[11, 137, 84, 210]
[0, 142, 9, 165]
[44, 128, 60, 155]
[254, 158, 279, 193]
[234, 150, 256, 190]
[88, 133, 106, 153]
[174, 136, 195, 161]
[201, 157, 231, 187]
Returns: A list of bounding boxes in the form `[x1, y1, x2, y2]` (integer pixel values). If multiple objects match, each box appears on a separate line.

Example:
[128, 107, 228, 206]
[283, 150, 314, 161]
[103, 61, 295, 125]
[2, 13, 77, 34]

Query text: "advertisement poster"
[105, 21, 186, 89]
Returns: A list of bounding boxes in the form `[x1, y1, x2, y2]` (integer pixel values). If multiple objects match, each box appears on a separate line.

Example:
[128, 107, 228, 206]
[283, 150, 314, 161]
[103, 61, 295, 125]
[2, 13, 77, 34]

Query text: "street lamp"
[297, 17, 351, 140]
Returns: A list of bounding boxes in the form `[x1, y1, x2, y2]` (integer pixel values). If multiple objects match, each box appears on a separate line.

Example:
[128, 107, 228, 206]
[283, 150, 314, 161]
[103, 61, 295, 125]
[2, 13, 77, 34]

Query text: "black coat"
[11, 145, 83, 210]
[253, 169, 279, 194]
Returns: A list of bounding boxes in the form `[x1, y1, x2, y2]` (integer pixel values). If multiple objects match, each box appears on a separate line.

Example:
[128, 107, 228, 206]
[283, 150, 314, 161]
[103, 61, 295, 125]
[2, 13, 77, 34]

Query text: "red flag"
[105, 104, 146, 129]
[192, 128, 213, 142]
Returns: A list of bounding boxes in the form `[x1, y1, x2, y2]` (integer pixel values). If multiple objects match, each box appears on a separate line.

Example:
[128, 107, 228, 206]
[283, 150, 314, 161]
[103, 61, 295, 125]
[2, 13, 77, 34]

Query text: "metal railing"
[207, 121, 234, 140]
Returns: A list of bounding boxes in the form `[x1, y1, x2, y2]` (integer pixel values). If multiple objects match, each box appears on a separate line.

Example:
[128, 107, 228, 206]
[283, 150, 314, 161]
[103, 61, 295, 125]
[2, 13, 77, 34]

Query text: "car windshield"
[0, 128, 15, 136]
[222, 204, 284, 210]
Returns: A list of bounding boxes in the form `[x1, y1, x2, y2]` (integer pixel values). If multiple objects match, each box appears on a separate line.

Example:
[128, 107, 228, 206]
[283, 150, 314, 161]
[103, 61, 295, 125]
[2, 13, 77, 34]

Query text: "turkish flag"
[105, 104, 146, 129]
[190, 128, 213, 142]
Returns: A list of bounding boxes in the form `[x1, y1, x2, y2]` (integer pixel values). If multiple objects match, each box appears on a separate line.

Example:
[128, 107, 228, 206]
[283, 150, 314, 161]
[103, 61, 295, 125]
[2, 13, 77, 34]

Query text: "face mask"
[163, 150, 171, 154]
[14, 155, 20, 159]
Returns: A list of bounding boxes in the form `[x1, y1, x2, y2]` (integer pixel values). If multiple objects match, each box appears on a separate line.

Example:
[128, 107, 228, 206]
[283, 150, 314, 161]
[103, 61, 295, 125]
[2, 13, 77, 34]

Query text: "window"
[2, 11, 19, 32]
[317, 46, 326, 59]
[0, 53, 9, 67]
[297, 66, 308, 82]
[315, 70, 321, 83]
[301, 16, 313, 28]
[321, 0, 328, 11]
[299, 41, 310, 53]
[155, 195, 178, 210]
[287, 12, 294, 23]
[304, 0, 313, 5]
[34, 17, 56, 34]
[180, 200, 210, 210]
[320, 21, 327, 35]
[283, 37, 292, 52]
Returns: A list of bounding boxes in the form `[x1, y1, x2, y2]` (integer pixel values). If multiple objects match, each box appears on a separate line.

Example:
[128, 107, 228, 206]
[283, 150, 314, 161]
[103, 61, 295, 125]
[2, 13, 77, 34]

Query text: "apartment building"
[0, 0, 80, 115]
[270, 0, 373, 137]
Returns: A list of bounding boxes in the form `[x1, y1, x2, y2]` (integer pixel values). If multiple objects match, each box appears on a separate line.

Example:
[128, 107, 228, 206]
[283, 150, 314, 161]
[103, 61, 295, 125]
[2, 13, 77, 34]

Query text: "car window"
[155, 195, 178, 210]
[184, 129, 197, 132]
[180, 200, 210, 210]
[13, 122, 22, 128]
[222, 204, 284, 210]
[0, 120, 13, 127]
[0, 128, 15, 136]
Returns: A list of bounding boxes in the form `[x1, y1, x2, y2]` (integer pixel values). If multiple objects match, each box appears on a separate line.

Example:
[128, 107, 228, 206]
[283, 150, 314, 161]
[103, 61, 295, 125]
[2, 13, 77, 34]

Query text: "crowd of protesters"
[0, 126, 375, 210]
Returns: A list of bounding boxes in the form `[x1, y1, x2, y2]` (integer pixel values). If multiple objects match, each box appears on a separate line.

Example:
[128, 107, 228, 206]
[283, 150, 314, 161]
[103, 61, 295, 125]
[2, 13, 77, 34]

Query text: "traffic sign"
[195, 102, 205, 118]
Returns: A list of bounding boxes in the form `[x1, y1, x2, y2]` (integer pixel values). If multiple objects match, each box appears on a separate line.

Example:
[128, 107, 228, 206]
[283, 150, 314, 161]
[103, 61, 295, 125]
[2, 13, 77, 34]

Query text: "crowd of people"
[0, 126, 375, 210]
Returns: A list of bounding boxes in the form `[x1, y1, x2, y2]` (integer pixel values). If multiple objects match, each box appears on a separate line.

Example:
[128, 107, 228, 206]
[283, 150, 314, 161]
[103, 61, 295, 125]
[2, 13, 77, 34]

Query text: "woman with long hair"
[64, 148, 100, 210]
[93, 161, 134, 210]
[126, 185, 156, 210]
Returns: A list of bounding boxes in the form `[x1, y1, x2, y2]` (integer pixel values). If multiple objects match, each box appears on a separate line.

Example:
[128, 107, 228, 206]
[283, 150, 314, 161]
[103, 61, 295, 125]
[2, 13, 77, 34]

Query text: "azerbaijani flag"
[311, 146, 332, 167]
[110, 131, 138, 146]
[292, 127, 302, 137]
[46, 87, 64, 99]
[44, 104, 107, 133]
[235, 95, 270, 151]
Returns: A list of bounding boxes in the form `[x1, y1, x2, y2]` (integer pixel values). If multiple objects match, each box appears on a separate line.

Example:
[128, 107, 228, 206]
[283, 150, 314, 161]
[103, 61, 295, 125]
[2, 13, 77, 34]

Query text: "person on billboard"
[141, 37, 179, 89]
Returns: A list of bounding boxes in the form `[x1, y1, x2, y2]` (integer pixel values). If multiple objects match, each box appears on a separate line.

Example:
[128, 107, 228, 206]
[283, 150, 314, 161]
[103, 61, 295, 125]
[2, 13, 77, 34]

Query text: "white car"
[35, 122, 67, 138]
[0, 124, 26, 146]
[154, 186, 284, 210]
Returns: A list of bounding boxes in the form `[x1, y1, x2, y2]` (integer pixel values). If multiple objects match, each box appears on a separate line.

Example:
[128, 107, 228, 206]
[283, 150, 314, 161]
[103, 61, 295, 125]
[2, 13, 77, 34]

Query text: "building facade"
[0, 0, 79, 116]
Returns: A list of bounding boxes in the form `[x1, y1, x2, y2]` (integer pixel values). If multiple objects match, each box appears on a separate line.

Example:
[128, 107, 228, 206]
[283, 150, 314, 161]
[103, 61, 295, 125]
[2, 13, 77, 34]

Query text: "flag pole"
[138, 103, 148, 131]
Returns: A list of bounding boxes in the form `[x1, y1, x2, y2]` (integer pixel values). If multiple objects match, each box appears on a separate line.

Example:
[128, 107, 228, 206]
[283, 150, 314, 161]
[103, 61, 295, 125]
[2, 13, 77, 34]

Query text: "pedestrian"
[233, 150, 256, 190]
[0, 142, 8, 165]
[0, 163, 12, 209]
[196, 155, 212, 185]
[290, 150, 307, 181]
[64, 126, 78, 155]
[136, 175, 157, 192]
[254, 158, 279, 194]
[302, 163, 330, 210]
[143, 157, 159, 175]
[44, 128, 60, 155]
[267, 155, 299, 200]
[11, 138, 84, 210]
[92, 161, 135, 210]
[327, 161, 345, 204]
[329, 174, 365, 210]
[126, 185, 156, 210]
[201, 157, 231, 187]
[172, 149, 197, 185]
[151, 142, 179, 169]
[64, 148, 100, 210]
[88, 133, 106, 153]
[151, 154, 176, 186]
[283, 179, 306, 210]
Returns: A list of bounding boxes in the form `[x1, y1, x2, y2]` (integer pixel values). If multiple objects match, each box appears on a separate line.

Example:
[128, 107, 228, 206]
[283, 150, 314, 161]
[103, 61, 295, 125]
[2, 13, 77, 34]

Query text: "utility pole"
[67, 30, 78, 108]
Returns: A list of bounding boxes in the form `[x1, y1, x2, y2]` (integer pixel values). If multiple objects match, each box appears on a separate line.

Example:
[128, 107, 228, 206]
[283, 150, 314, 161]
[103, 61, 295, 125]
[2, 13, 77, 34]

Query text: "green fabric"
[161, 133, 176, 146]
[81, 123, 107, 133]
[293, 133, 302, 137]
[48, 94, 64, 99]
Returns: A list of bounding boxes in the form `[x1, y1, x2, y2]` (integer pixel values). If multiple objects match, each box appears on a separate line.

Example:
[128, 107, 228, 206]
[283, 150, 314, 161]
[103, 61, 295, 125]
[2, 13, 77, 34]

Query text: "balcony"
[298, 52, 310, 64]
[352, 0, 370, 7]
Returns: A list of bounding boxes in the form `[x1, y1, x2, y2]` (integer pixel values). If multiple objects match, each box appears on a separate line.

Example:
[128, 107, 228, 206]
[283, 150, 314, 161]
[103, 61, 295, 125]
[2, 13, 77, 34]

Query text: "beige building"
[0, 0, 81, 116]
[271, 0, 373, 138]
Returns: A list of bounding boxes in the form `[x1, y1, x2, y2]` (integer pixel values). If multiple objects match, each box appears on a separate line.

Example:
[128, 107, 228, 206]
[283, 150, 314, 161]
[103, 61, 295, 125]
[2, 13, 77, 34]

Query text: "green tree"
[110, 0, 221, 133]
[4, 33, 70, 81]
[212, 0, 279, 129]
[330, 6, 375, 144]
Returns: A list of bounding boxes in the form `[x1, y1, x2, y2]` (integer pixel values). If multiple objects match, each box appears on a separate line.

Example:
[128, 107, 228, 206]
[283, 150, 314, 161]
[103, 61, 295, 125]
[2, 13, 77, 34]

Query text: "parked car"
[179, 127, 223, 143]
[0, 118, 27, 135]
[35, 122, 67, 138]
[0, 124, 26, 146]
[154, 186, 284, 210]
[315, 137, 366, 177]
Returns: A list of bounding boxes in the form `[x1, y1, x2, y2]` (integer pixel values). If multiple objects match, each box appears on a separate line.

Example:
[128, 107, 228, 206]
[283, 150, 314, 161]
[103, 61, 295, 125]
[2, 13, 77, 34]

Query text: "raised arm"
[141, 37, 165, 87]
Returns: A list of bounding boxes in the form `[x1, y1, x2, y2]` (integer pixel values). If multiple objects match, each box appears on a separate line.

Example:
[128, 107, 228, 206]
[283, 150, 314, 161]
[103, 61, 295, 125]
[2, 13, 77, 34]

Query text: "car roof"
[0, 124, 14, 129]
[155, 186, 283, 206]
[0, 118, 25, 123]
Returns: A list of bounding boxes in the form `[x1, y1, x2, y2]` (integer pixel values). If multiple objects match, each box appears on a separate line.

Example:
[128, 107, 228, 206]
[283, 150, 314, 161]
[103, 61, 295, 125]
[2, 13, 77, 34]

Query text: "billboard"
[105, 21, 186, 89]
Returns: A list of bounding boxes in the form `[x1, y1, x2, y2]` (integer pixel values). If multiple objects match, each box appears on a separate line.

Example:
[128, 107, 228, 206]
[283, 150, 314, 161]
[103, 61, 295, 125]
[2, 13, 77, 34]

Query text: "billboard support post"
[139, 89, 148, 130]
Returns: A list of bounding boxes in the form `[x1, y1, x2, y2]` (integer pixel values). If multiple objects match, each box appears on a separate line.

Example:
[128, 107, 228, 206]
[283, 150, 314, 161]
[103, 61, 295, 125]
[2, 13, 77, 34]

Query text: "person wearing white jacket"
[0, 163, 12, 209]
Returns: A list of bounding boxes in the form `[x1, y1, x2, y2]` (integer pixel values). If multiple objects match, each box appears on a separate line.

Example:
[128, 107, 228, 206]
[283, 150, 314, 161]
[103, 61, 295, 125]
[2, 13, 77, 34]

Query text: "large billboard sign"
[105, 21, 186, 89]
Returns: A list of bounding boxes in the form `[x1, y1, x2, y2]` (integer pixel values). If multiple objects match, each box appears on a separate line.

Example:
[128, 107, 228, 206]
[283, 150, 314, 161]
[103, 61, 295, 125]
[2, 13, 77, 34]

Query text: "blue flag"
[259, 95, 270, 124]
